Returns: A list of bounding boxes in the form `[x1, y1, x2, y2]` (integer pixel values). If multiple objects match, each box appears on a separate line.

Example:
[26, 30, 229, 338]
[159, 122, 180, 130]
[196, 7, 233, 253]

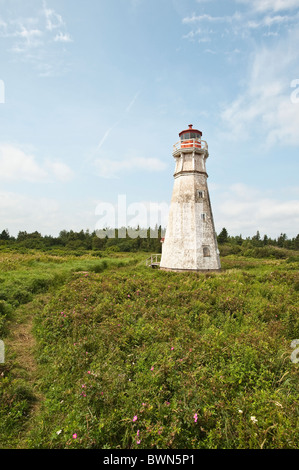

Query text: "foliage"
[0, 226, 298, 254]
[1, 249, 298, 449]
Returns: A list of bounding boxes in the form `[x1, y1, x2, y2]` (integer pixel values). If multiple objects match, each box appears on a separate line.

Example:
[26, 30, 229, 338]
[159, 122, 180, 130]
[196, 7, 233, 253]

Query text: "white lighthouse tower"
[160, 124, 221, 272]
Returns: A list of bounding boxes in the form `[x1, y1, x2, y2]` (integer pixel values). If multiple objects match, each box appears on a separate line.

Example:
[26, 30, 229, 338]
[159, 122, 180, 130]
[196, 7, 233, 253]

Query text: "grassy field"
[0, 249, 298, 449]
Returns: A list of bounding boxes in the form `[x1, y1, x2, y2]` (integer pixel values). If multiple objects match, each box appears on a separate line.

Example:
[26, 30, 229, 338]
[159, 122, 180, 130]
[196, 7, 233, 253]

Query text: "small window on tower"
[198, 191, 204, 198]
[181, 132, 190, 140]
[203, 246, 210, 257]
[201, 213, 206, 221]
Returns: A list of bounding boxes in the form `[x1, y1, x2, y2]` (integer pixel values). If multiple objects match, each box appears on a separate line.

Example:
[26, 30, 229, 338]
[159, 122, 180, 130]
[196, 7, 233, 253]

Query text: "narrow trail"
[5, 296, 49, 447]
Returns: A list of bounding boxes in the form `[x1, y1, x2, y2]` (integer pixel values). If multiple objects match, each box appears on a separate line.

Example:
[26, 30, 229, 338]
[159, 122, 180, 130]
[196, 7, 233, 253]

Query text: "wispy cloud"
[126, 91, 140, 113]
[0, 1, 73, 75]
[54, 32, 73, 43]
[96, 122, 121, 152]
[94, 91, 141, 154]
[236, 0, 299, 13]
[43, 1, 64, 31]
[220, 26, 299, 147]
[247, 13, 298, 28]
[182, 2, 299, 47]
[183, 13, 239, 23]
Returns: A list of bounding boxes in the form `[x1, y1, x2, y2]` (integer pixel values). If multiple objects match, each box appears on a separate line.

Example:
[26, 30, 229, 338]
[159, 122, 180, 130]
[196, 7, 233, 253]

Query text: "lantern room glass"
[180, 132, 201, 140]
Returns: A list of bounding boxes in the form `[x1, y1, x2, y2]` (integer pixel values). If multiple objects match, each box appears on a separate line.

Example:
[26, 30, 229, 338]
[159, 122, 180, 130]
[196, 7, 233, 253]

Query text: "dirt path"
[5, 296, 49, 447]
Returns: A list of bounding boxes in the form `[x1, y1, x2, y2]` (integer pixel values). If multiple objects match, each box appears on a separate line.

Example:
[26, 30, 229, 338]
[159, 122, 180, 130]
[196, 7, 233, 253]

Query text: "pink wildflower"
[150, 366, 154, 371]
[194, 413, 198, 423]
[73, 433, 77, 439]
[133, 415, 138, 422]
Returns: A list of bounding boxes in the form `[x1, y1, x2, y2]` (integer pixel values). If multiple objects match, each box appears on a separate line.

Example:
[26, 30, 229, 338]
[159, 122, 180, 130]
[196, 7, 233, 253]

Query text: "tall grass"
[0, 251, 298, 449]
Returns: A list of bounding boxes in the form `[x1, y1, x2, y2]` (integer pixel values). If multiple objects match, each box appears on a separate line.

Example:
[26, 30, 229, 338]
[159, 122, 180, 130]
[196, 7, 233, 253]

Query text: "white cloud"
[236, 0, 299, 12]
[45, 160, 74, 182]
[54, 32, 73, 43]
[0, 2, 73, 75]
[220, 27, 299, 146]
[213, 183, 299, 237]
[0, 144, 74, 182]
[182, 3, 299, 46]
[247, 13, 296, 28]
[183, 13, 236, 23]
[0, 190, 88, 236]
[43, 2, 64, 31]
[0, 145, 47, 182]
[0, 191, 59, 231]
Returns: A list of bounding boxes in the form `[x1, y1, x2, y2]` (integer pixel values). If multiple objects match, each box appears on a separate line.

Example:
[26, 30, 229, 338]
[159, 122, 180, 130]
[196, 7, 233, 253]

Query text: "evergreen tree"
[0, 229, 10, 240]
[218, 228, 228, 244]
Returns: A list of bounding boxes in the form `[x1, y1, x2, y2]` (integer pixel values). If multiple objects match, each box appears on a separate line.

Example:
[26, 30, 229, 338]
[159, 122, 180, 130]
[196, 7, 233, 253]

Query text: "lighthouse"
[160, 124, 221, 272]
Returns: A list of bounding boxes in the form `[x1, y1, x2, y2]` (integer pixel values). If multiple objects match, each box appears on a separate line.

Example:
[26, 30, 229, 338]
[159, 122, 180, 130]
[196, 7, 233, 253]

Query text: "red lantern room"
[179, 124, 202, 149]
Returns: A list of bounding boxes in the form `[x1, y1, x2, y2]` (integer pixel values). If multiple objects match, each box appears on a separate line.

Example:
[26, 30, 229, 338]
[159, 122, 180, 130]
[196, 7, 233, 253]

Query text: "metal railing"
[173, 139, 208, 153]
[146, 254, 161, 268]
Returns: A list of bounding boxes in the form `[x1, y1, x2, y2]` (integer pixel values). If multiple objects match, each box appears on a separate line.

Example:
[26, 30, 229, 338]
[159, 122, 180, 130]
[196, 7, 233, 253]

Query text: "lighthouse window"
[203, 246, 211, 257]
[198, 191, 204, 198]
[201, 213, 206, 221]
[181, 132, 190, 140]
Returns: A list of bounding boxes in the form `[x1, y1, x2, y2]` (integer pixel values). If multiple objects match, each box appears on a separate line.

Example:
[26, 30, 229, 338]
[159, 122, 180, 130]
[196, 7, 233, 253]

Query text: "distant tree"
[252, 230, 261, 241]
[92, 235, 107, 250]
[232, 234, 243, 245]
[218, 228, 228, 244]
[252, 230, 262, 247]
[0, 229, 10, 240]
[17, 231, 28, 241]
[277, 233, 287, 248]
[58, 230, 69, 246]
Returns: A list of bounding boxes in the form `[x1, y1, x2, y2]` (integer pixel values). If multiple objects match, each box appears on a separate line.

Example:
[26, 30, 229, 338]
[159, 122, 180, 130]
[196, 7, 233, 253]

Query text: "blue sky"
[0, 0, 299, 238]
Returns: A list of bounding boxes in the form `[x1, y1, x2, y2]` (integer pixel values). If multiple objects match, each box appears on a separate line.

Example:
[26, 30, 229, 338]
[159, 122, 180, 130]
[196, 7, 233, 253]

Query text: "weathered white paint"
[160, 131, 221, 272]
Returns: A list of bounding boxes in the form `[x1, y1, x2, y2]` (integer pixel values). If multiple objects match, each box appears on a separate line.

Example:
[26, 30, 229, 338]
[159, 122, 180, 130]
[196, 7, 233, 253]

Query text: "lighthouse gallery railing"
[173, 139, 208, 153]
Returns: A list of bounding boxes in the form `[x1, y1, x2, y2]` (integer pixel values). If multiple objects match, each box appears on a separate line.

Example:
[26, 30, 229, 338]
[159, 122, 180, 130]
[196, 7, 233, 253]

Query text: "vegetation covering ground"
[0, 246, 298, 449]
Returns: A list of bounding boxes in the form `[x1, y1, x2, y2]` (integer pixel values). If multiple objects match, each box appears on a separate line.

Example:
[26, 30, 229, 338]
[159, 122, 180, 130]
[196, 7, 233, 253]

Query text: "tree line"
[0, 227, 164, 253]
[0, 227, 298, 253]
[217, 227, 299, 250]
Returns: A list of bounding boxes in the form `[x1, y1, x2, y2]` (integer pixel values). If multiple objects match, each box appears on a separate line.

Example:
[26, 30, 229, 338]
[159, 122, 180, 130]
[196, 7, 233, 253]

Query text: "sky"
[0, 0, 299, 239]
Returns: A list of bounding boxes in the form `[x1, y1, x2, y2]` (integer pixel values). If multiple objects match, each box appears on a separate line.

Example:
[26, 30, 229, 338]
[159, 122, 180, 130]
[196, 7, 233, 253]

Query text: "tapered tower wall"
[160, 127, 221, 272]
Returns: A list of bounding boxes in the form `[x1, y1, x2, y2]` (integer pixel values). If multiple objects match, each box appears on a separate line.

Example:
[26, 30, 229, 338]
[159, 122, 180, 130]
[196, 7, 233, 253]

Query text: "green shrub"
[1, 250, 298, 449]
